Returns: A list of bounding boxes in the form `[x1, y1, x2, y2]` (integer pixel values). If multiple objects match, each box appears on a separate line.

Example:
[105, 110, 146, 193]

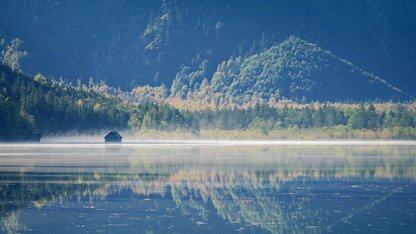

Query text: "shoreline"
[1, 139, 416, 146]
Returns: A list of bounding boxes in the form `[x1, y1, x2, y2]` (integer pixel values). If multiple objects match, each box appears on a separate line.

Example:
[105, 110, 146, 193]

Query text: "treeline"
[127, 102, 196, 131]
[183, 103, 416, 135]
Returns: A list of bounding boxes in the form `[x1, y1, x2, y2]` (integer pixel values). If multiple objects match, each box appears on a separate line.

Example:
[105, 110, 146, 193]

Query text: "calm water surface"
[0, 142, 415, 233]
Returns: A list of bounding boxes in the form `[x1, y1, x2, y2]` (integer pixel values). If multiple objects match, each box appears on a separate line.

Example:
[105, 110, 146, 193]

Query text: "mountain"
[171, 37, 405, 104]
[0, 0, 416, 95]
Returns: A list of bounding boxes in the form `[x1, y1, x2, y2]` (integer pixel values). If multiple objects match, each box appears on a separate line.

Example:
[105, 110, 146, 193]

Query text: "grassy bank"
[131, 126, 416, 140]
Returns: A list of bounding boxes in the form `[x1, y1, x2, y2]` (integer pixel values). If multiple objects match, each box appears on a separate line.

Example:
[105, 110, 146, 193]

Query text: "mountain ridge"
[169, 36, 406, 104]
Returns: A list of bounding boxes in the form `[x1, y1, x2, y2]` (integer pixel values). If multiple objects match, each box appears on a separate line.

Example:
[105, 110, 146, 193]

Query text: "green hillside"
[172, 37, 405, 104]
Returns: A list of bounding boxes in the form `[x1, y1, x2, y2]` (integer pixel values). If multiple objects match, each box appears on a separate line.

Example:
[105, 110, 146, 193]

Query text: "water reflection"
[0, 144, 415, 233]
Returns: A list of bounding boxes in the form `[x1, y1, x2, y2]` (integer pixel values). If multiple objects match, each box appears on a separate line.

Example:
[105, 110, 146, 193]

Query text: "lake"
[0, 141, 415, 233]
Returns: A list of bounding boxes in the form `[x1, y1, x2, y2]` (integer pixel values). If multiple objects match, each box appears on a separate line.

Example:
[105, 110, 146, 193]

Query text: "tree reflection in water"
[0, 144, 415, 233]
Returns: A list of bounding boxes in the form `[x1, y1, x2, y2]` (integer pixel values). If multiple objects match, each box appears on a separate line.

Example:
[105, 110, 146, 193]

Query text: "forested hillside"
[0, 64, 191, 137]
[171, 37, 405, 104]
[0, 64, 130, 136]
[1, 0, 416, 95]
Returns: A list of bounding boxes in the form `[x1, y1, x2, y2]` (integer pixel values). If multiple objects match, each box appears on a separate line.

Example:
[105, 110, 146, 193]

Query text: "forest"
[0, 63, 192, 138]
[1, 61, 416, 139]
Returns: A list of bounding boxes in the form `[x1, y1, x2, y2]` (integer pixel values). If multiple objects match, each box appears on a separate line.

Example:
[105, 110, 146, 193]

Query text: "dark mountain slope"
[0, 0, 415, 95]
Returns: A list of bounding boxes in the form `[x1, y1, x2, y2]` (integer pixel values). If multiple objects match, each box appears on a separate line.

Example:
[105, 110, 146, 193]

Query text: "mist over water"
[37, 133, 416, 146]
[0, 143, 415, 233]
